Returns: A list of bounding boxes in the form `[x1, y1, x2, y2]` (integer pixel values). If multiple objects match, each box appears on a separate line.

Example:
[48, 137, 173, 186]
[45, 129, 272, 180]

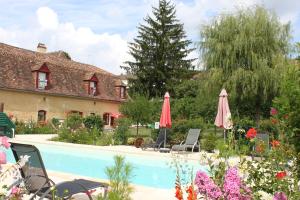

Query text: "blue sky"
[0, 0, 299, 74]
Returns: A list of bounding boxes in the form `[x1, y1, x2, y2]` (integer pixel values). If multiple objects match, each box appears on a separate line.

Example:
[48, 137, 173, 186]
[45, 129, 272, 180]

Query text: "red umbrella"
[160, 92, 171, 148]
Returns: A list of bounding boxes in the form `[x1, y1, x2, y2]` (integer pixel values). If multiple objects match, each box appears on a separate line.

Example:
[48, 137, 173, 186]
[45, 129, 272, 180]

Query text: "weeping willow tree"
[198, 6, 291, 122]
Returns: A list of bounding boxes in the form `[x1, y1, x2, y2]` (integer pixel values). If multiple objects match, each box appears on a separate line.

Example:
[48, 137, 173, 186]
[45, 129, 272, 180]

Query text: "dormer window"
[32, 63, 50, 90]
[89, 81, 97, 96]
[120, 86, 126, 99]
[38, 72, 48, 89]
[84, 73, 99, 96]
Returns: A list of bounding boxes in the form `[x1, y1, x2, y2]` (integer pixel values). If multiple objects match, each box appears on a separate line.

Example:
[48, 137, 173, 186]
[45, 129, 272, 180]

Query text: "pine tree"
[122, 0, 195, 98]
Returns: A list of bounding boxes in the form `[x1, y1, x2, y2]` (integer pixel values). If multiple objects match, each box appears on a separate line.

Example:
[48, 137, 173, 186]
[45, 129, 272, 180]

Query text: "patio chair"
[171, 129, 201, 152]
[255, 133, 270, 151]
[10, 142, 108, 200]
[141, 129, 165, 151]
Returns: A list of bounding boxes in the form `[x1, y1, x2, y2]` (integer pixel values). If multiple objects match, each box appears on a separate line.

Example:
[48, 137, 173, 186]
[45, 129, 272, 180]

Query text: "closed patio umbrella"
[214, 89, 232, 139]
[159, 92, 172, 148]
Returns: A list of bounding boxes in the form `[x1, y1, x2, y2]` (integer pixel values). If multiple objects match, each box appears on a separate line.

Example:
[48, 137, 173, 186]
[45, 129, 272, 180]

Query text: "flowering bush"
[0, 137, 30, 200]
[194, 171, 222, 199]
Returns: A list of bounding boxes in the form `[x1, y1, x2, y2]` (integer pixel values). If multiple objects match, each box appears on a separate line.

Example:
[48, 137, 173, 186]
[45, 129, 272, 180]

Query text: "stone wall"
[0, 89, 121, 122]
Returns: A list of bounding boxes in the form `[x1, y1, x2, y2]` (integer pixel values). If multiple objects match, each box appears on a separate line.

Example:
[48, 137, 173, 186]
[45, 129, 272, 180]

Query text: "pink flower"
[273, 192, 287, 200]
[11, 186, 21, 195]
[270, 107, 278, 116]
[194, 171, 222, 199]
[223, 167, 252, 200]
[0, 136, 11, 149]
[0, 151, 7, 164]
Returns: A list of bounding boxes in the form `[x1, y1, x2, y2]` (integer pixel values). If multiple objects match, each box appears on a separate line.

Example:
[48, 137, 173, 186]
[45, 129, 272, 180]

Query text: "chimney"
[37, 43, 47, 53]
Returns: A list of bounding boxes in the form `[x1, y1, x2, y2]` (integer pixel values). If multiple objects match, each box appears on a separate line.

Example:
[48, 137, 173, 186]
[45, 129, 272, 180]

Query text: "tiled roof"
[0, 42, 125, 102]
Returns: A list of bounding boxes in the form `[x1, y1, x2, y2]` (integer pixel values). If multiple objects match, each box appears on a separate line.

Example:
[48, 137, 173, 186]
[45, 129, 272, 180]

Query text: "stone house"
[0, 42, 126, 128]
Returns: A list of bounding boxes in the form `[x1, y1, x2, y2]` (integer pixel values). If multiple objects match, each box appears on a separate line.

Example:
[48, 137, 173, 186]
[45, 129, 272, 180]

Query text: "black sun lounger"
[141, 129, 165, 151]
[10, 142, 108, 200]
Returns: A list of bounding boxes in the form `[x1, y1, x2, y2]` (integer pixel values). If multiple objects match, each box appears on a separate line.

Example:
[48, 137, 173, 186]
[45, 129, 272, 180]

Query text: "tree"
[122, 0, 195, 98]
[119, 95, 153, 136]
[198, 6, 291, 122]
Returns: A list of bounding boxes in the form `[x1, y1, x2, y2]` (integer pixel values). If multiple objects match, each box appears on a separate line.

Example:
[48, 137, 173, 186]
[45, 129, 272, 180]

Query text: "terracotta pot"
[134, 138, 144, 148]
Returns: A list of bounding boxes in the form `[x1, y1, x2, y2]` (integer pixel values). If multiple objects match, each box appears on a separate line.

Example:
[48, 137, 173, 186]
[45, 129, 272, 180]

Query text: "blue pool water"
[5, 143, 207, 189]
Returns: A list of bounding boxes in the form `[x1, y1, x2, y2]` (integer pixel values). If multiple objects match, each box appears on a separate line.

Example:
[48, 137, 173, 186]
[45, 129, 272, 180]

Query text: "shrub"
[172, 117, 206, 135]
[235, 117, 255, 131]
[259, 119, 278, 135]
[143, 137, 154, 144]
[65, 114, 83, 130]
[51, 118, 60, 128]
[201, 134, 218, 152]
[171, 117, 206, 143]
[127, 137, 135, 145]
[97, 132, 114, 146]
[113, 118, 131, 145]
[15, 120, 55, 134]
[83, 115, 104, 131]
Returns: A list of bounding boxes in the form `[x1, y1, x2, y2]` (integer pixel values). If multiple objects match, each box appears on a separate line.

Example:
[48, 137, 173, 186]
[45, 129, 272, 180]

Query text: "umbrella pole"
[164, 128, 167, 148]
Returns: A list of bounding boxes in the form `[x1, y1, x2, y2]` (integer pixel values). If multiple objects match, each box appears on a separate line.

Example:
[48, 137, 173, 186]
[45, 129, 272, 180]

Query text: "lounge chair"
[171, 129, 201, 152]
[141, 129, 165, 151]
[10, 142, 108, 200]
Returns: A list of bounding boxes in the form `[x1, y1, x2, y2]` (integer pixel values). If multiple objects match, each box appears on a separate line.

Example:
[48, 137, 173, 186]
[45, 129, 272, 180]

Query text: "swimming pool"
[6, 143, 207, 189]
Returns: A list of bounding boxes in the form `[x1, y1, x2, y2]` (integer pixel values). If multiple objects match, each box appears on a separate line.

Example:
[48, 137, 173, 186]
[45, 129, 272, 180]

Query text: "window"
[120, 86, 126, 99]
[89, 81, 97, 95]
[38, 110, 46, 122]
[38, 72, 48, 89]
[103, 113, 110, 125]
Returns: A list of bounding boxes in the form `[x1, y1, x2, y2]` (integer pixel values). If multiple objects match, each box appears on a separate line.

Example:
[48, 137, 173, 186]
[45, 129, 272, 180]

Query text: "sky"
[0, 0, 300, 75]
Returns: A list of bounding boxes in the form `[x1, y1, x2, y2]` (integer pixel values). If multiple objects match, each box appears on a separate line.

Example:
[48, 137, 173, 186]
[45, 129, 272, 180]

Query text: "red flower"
[276, 171, 287, 180]
[283, 114, 289, 119]
[271, 140, 280, 148]
[175, 186, 183, 200]
[270, 107, 278, 116]
[186, 185, 197, 200]
[246, 128, 257, 139]
[271, 118, 278, 124]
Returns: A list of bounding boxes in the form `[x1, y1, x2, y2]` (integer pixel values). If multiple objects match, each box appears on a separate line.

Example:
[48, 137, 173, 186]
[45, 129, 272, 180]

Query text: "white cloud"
[37, 7, 59, 30]
[0, 6, 129, 75]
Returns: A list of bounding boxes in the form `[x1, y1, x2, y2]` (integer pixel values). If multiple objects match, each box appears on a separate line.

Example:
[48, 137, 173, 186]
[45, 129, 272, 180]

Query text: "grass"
[128, 127, 152, 137]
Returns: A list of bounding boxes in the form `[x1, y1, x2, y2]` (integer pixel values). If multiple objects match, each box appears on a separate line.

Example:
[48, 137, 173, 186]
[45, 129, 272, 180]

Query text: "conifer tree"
[123, 0, 195, 97]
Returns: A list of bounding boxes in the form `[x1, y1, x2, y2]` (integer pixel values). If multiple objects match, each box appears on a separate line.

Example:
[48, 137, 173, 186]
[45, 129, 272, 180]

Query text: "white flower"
[18, 155, 30, 168]
[257, 191, 273, 200]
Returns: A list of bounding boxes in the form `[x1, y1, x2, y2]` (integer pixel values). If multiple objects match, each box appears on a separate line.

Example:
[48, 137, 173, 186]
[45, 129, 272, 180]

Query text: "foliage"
[127, 137, 136, 145]
[83, 115, 104, 131]
[113, 118, 131, 145]
[242, 144, 300, 199]
[65, 114, 83, 130]
[96, 132, 114, 146]
[198, 6, 291, 122]
[51, 118, 60, 128]
[123, 0, 195, 97]
[15, 120, 56, 134]
[120, 94, 153, 136]
[201, 133, 218, 152]
[172, 117, 206, 136]
[259, 119, 278, 135]
[103, 156, 133, 200]
[57, 127, 93, 144]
